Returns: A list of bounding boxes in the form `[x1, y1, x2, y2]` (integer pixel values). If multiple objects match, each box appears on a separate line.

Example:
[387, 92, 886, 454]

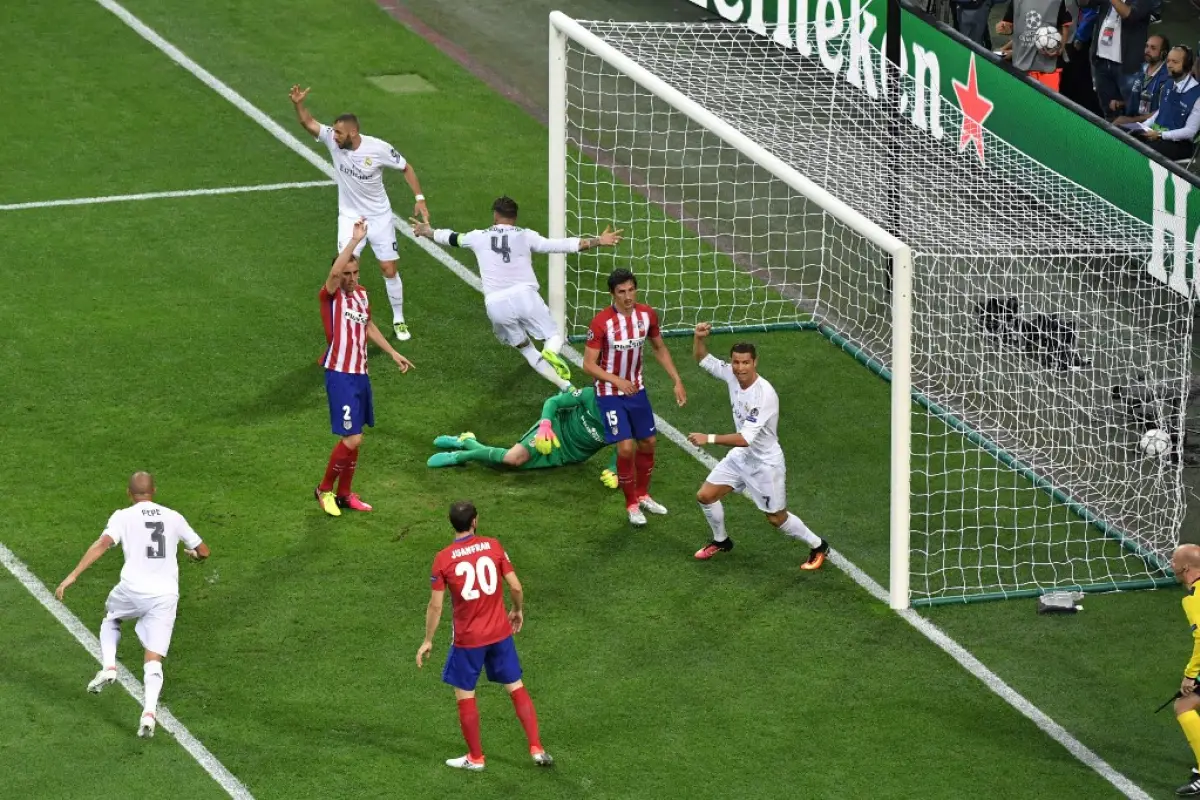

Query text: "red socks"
[337, 445, 359, 496]
[616, 455, 638, 508]
[634, 450, 655, 498]
[456, 698, 484, 761]
[318, 442, 351, 492]
[509, 686, 543, 751]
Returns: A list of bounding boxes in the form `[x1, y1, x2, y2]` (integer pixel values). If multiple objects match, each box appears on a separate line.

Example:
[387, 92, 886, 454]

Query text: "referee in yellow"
[1173, 544, 1200, 797]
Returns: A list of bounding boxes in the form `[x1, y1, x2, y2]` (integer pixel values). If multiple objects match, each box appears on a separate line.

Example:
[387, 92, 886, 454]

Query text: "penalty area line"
[90, 1, 1151, 798]
[0, 180, 334, 212]
[0, 543, 256, 800]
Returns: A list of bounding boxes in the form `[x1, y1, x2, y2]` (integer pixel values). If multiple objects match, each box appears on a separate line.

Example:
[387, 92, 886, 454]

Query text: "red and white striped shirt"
[585, 304, 660, 396]
[320, 286, 371, 375]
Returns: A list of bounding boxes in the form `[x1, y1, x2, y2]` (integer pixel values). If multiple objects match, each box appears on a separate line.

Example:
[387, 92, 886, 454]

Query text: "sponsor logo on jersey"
[343, 308, 368, 325]
[338, 163, 373, 182]
[610, 336, 645, 352]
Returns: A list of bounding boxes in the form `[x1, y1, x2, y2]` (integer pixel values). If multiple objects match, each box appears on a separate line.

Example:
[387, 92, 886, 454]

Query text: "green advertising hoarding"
[682, 0, 1200, 296]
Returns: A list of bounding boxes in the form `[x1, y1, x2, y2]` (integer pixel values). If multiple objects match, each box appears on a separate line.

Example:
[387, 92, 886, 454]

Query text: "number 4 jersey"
[102, 501, 203, 597]
[430, 534, 515, 648]
[433, 224, 583, 300]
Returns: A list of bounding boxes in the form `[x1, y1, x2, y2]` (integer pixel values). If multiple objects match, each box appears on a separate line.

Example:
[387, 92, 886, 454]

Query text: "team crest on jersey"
[364, 157, 373, 166]
[343, 420, 352, 430]
[586, 329, 595, 342]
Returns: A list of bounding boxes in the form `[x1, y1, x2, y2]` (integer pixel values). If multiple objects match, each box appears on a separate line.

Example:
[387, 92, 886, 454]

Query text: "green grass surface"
[0, 0, 1195, 798]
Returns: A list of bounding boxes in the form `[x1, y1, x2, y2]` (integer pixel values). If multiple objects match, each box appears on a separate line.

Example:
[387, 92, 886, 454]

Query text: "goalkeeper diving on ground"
[427, 387, 618, 487]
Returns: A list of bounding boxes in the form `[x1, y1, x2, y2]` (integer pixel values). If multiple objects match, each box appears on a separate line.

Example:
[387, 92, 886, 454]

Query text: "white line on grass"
[0, 180, 334, 212]
[0, 543, 255, 800]
[90, 2, 1151, 798]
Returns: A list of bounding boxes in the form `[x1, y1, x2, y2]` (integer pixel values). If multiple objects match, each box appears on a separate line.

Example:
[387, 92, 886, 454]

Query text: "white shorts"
[485, 286, 559, 347]
[337, 212, 399, 264]
[104, 584, 179, 657]
[705, 451, 787, 513]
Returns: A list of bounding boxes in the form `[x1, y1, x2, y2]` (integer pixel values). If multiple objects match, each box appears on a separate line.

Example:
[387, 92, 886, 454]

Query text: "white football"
[1034, 26, 1062, 54]
[1139, 428, 1172, 458]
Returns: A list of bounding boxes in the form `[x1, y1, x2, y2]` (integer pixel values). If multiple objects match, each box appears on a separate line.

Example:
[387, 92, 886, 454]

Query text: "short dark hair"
[1149, 34, 1169, 50]
[449, 501, 478, 533]
[730, 342, 758, 359]
[492, 196, 519, 220]
[330, 253, 358, 266]
[607, 268, 637, 293]
[334, 113, 360, 129]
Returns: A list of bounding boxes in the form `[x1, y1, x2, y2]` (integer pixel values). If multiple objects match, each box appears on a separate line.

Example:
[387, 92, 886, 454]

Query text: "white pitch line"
[0, 543, 255, 799]
[92, 2, 1151, 798]
[0, 180, 333, 212]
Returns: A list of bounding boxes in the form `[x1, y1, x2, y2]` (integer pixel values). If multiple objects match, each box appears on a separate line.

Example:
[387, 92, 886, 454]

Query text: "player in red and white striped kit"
[582, 268, 687, 526]
[315, 219, 414, 516]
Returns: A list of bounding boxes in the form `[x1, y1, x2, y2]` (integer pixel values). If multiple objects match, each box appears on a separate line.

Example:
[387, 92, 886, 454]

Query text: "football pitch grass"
[0, 0, 1193, 797]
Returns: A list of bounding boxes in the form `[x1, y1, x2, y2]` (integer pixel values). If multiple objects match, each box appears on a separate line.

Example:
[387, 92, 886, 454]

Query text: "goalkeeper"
[427, 387, 618, 486]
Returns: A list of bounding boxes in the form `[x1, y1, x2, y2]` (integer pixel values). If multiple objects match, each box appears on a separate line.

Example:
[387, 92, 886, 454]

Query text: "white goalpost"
[546, 11, 1189, 608]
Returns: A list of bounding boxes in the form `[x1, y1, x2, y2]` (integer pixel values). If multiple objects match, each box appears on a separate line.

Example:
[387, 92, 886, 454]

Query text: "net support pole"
[548, 19, 569, 337]
[889, 247, 914, 610]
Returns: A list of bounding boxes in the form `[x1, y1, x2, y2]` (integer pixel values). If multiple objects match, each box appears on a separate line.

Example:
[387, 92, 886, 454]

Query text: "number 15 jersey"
[103, 501, 203, 597]
[430, 534, 515, 648]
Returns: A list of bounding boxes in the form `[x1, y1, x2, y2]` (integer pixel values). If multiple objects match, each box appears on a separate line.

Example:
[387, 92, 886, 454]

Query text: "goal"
[546, 12, 1191, 607]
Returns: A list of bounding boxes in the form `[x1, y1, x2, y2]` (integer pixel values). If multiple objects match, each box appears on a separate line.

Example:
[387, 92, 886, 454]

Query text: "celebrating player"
[409, 196, 621, 389]
[426, 386, 618, 486]
[583, 268, 686, 526]
[686, 323, 828, 569]
[1170, 544, 1200, 797]
[315, 219, 414, 517]
[416, 501, 553, 771]
[290, 85, 428, 340]
[55, 472, 210, 738]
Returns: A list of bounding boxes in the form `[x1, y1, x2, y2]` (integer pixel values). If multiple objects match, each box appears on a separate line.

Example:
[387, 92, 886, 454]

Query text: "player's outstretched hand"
[54, 576, 75, 600]
[673, 380, 687, 407]
[408, 217, 433, 238]
[687, 432, 709, 447]
[391, 352, 414, 373]
[694, 322, 712, 338]
[600, 468, 618, 489]
[508, 608, 524, 634]
[289, 85, 310, 105]
[351, 217, 368, 242]
[533, 419, 560, 455]
[596, 225, 623, 247]
[414, 198, 430, 225]
[416, 640, 433, 668]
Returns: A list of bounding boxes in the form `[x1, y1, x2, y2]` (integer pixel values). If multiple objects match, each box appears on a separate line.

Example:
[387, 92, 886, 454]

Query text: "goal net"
[548, 12, 1192, 606]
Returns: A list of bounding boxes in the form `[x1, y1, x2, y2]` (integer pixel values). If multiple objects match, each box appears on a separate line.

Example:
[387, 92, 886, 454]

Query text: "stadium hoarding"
[682, 0, 1200, 295]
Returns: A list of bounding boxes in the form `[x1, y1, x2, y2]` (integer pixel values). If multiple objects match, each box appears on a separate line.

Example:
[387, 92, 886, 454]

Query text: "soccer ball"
[1034, 26, 1062, 55]
[1139, 428, 1172, 458]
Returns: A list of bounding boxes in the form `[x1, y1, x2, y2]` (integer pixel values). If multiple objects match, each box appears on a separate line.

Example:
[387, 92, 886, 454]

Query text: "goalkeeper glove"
[533, 419, 560, 455]
[600, 469, 618, 489]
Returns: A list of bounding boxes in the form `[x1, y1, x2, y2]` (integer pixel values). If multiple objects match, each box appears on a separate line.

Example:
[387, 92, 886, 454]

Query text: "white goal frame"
[547, 11, 917, 609]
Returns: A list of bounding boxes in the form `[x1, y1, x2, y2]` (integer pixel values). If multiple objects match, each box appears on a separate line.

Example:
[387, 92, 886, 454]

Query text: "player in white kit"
[686, 323, 829, 570]
[290, 85, 429, 341]
[409, 196, 621, 389]
[55, 472, 210, 738]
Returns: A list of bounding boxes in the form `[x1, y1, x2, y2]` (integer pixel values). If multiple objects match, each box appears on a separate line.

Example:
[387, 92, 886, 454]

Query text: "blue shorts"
[595, 389, 656, 443]
[442, 636, 523, 691]
[325, 369, 374, 436]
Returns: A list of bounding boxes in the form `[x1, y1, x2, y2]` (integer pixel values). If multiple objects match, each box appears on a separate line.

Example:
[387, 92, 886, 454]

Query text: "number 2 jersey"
[430, 534, 515, 648]
[103, 501, 203, 597]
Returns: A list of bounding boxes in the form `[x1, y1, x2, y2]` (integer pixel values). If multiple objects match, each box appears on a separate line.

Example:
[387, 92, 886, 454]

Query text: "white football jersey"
[455, 225, 580, 298]
[102, 501, 203, 596]
[317, 125, 407, 218]
[699, 354, 784, 466]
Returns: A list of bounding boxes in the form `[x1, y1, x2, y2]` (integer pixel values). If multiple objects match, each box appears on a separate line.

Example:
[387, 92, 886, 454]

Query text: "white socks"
[544, 334, 564, 354]
[143, 661, 164, 716]
[519, 344, 570, 390]
[99, 618, 121, 669]
[384, 275, 405, 323]
[700, 500, 728, 542]
[779, 513, 822, 548]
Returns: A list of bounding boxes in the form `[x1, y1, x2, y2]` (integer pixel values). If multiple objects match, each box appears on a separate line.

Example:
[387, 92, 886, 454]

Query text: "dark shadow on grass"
[229, 362, 323, 421]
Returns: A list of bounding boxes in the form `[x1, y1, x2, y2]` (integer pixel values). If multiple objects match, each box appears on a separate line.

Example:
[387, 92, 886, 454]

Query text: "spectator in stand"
[1090, 0, 1154, 119]
[997, 0, 1071, 90]
[1112, 34, 1172, 124]
[954, 0, 997, 49]
[1062, 0, 1104, 113]
[1124, 46, 1200, 159]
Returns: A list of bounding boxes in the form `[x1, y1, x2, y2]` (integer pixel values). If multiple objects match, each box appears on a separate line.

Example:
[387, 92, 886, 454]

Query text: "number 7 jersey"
[430, 534, 516, 648]
[102, 501, 203, 597]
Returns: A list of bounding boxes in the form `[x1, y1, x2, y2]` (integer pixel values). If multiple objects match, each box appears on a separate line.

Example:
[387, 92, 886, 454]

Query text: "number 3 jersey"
[102, 502, 203, 597]
[430, 535, 516, 648]
[436, 224, 582, 300]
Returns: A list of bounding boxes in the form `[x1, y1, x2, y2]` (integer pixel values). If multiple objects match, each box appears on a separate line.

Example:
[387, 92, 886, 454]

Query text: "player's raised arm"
[325, 219, 367, 294]
[416, 588, 445, 667]
[55, 534, 116, 600]
[289, 85, 321, 138]
[693, 322, 713, 362]
[529, 226, 622, 254]
[408, 219, 475, 250]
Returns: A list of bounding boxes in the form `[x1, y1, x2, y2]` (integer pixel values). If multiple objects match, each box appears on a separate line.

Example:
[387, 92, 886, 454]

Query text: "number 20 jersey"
[430, 534, 515, 648]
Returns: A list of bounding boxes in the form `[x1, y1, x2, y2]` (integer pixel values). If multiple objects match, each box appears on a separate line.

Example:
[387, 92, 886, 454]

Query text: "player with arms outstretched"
[687, 323, 828, 569]
[315, 219, 414, 516]
[583, 268, 686, 526]
[410, 196, 621, 389]
[290, 85, 428, 340]
[427, 386, 618, 486]
[417, 501, 553, 771]
[55, 472, 211, 738]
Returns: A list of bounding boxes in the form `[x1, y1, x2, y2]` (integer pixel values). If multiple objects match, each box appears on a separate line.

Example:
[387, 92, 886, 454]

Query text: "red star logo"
[952, 54, 994, 165]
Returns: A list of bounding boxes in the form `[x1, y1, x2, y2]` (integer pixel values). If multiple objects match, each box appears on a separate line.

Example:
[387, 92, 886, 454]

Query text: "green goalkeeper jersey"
[534, 387, 608, 464]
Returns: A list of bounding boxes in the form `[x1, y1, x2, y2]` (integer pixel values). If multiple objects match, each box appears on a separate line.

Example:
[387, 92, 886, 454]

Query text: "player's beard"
[338, 138, 353, 150]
